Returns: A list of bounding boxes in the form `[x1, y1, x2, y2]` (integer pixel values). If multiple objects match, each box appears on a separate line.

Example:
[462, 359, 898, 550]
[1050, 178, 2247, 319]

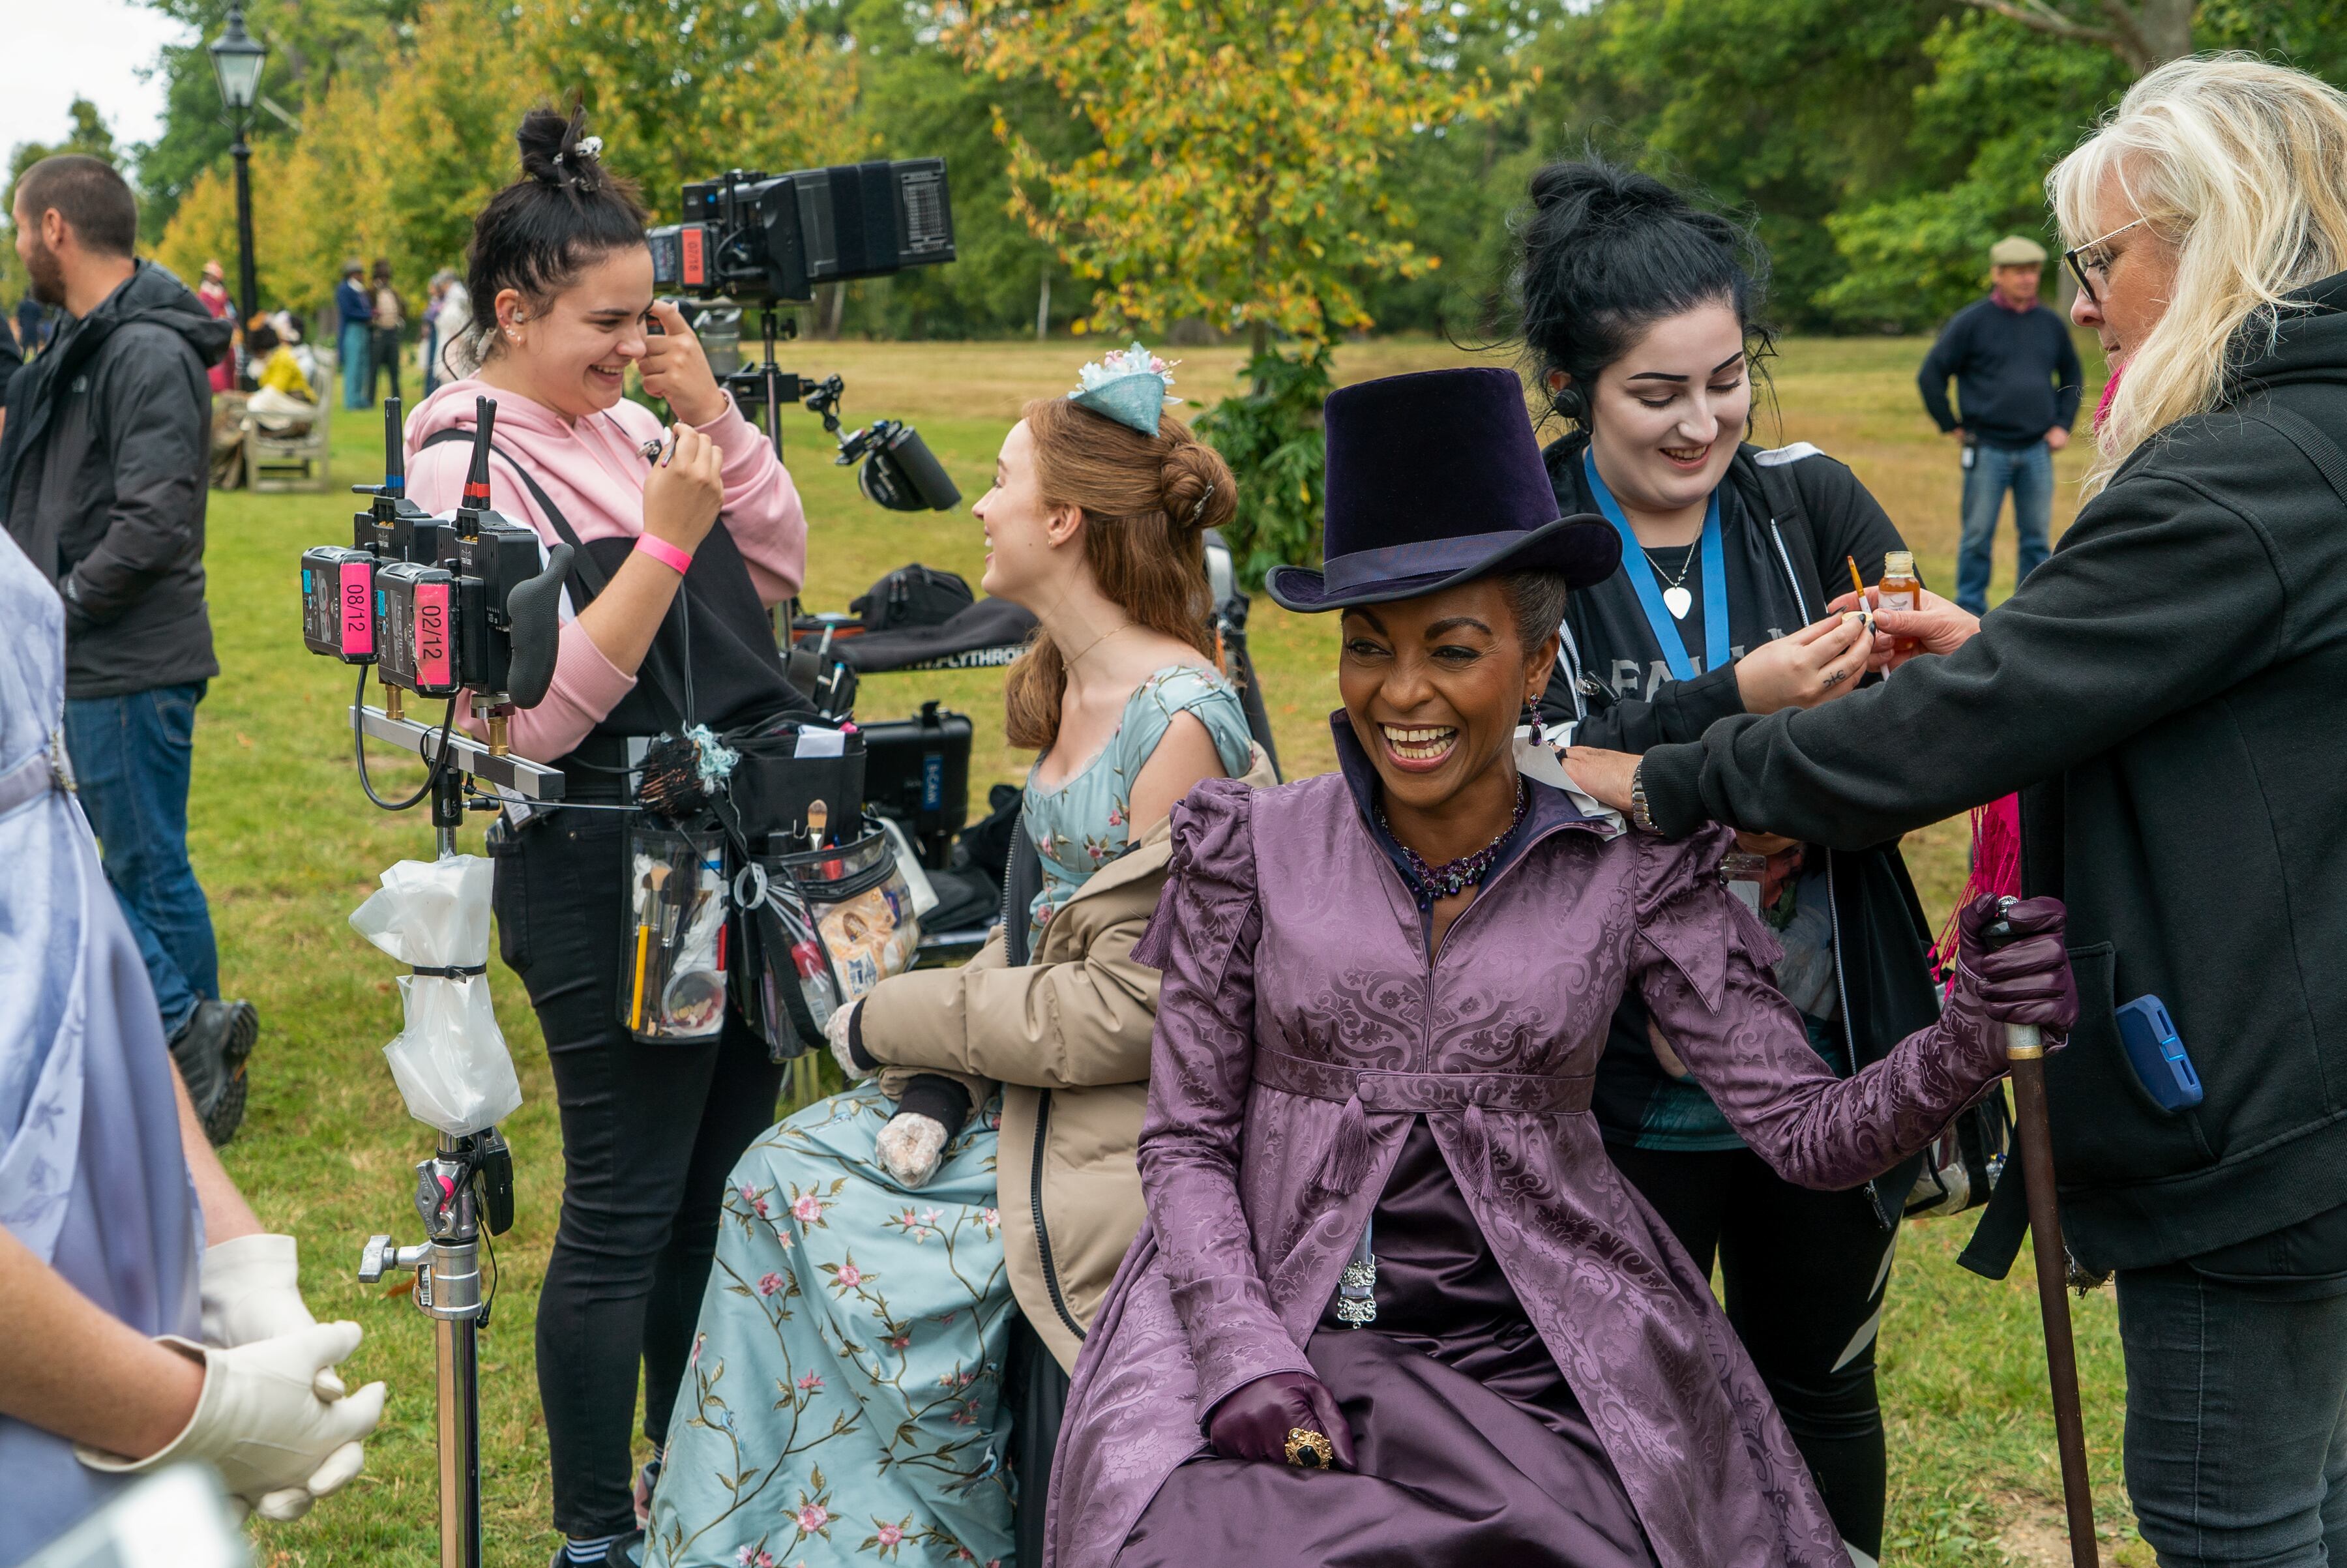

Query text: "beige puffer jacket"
[861, 746, 1277, 1372]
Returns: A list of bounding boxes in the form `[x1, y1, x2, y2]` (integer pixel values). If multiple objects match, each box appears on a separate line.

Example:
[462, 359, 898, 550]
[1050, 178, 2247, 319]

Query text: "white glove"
[875, 1112, 947, 1189]
[78, 1322, 385, 1522]
[826, 999, 868, 1082]
[201, 1234, 345, 1400]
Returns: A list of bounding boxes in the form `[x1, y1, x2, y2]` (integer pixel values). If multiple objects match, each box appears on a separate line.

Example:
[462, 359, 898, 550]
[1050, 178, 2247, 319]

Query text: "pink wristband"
[635, 534, 694, 576]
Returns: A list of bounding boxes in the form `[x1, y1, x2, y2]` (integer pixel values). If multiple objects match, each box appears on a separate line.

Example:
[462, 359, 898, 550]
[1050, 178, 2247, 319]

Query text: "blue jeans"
[1955, 439, 2054, 614]
[2118, 1264, 2347, 1566]
[340, 319, 372, 410]
[63, 683, 218, 1036]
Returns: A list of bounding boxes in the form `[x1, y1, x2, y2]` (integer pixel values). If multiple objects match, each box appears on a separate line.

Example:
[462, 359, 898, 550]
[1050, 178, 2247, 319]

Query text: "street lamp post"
[209, 7, 267, 334]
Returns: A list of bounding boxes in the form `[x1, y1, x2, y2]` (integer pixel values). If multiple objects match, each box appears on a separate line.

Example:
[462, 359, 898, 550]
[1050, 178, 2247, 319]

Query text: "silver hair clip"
[1190, 480, 1214, 525]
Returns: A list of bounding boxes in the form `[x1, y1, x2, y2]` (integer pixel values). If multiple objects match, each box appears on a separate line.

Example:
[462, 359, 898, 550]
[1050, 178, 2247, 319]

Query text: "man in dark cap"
[1917, 235, 2084, 613]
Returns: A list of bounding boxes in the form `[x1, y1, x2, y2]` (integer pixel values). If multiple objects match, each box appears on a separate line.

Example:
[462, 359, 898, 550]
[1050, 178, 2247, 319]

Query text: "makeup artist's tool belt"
[1251, 1048, 1595, 1116]
[554, 733, 641, 806]
[617, 817, 731, 1044]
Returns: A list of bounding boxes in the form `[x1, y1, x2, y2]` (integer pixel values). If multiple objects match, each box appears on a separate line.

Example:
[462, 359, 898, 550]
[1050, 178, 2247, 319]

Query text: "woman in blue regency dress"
[648, 352, 1254, 1568]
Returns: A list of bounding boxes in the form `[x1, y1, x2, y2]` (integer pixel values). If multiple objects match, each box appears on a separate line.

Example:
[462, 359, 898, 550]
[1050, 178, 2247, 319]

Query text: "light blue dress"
[647, 665, 1251, 1568]
[0, 531, 204, 1564]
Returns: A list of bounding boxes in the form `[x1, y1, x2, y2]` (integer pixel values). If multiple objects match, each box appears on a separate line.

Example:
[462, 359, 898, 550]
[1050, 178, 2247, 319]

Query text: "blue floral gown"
[647, 666, 1252, 1568]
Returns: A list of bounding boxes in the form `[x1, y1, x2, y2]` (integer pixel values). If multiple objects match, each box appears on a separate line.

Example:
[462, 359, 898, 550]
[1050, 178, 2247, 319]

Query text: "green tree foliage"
[955, 0, 1525, 576]
[4, 98, 123, 302]
[113, 0, 2347, 354]
[955, 0, 1525, 353]
[833, 0, 1085, 341]
[1821, 16, 2130, 330]
[1192, 346, 1335, 582]
[135, 0, 419, 240]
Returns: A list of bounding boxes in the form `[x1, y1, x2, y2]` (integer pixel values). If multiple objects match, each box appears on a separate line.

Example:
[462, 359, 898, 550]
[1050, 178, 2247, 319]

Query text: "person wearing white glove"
[1, 521, 384, 1563]
[202, 1232, 347, 1398]
[76, 1322, 386, 1522]
[827, 998, 956, 1189]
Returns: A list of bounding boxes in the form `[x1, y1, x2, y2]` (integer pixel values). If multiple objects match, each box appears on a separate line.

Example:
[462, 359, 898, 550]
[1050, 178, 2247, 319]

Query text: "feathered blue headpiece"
[1067, 342, 1183, 437]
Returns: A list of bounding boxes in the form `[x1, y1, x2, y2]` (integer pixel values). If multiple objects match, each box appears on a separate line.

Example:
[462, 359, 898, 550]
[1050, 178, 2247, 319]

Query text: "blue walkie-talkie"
[2116, 994, 2203, 1111]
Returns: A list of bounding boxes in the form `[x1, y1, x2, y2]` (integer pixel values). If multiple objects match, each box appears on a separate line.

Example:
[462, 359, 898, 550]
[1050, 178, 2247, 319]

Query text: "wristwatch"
[1628, 762, 1658, 834]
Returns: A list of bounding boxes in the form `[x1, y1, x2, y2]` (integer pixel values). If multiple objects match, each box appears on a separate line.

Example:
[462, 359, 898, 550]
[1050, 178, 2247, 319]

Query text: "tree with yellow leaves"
[954, 0, 1526, 573]
[157, 0, 864, 325]
[956, 0, 1523, 356]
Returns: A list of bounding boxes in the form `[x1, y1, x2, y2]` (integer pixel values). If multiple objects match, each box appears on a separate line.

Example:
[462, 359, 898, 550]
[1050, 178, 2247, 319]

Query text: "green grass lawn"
[194, 334, 2136, 1566]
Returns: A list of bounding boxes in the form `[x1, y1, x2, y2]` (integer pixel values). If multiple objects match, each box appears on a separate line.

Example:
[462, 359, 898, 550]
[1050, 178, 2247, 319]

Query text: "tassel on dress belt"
[1336, 1220, 1378, 1327]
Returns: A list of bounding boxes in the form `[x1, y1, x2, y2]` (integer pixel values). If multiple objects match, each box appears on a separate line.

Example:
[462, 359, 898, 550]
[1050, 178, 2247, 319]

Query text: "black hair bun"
[1527, 159, 1689, 232]
[1511, 153, 1770, 433]
[516, 103, 608, 194]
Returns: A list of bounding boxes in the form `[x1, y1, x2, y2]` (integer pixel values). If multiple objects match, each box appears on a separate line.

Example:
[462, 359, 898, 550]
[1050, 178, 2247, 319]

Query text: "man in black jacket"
[1917, 236, 2084, 614]
[3, 155, 256, 1144]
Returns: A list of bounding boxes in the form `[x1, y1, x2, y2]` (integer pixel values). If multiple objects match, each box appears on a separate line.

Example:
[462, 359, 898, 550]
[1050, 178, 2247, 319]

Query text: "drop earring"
[1521, 698, 1545, 748]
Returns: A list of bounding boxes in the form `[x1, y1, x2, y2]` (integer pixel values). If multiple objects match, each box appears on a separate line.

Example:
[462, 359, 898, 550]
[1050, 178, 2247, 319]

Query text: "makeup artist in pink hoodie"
[402, 104, 810, 1568]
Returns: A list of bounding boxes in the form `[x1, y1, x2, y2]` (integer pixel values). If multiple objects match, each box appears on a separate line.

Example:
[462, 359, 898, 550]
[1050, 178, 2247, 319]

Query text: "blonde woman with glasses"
[1566, 55, 2347, 1566]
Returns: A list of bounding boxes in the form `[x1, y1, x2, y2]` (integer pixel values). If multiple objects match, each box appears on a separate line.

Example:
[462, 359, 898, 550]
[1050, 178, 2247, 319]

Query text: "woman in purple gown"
[1044, 368, 2080, 1568]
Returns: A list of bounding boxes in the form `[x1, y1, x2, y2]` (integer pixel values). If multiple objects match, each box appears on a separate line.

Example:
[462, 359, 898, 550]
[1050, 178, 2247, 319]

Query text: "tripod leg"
[438, 1311, 482, 1568]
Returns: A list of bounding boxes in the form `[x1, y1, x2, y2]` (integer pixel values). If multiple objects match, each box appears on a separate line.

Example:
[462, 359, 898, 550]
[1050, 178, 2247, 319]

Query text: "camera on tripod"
[649, 160, 954, 305]
[649, 160, 963, 513]
[300, 398, 572, 749]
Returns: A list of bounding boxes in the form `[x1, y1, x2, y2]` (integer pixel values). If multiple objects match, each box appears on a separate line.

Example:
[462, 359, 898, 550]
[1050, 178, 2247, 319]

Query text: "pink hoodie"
[404, 379, 806, 761]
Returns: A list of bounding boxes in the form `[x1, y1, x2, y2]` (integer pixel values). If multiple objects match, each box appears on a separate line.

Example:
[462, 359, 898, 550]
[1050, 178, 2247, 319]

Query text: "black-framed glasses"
[2063, 216, 2146, 304]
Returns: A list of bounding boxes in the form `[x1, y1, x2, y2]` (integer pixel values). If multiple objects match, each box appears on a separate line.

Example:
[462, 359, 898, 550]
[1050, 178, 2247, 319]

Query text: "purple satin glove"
[1951, 894, 2078, 1037]
[1205, 1370, 1357, 1471]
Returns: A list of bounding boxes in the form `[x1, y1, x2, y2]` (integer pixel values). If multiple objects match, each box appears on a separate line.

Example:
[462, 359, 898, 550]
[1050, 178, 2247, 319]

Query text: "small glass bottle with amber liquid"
[1877, 550, 1921, 655]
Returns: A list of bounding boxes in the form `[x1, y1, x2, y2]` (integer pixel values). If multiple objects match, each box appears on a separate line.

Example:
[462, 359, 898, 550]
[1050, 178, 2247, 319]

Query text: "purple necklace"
[1378, 777, 1529, 901]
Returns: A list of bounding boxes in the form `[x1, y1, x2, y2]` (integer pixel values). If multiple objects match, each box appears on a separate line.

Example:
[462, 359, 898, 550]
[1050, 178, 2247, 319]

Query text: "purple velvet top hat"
[1265, 366, 1619, 612]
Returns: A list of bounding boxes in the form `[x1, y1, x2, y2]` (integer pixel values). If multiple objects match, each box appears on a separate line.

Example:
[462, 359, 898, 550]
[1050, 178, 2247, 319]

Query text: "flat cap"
[1990, 235, 2048, 267]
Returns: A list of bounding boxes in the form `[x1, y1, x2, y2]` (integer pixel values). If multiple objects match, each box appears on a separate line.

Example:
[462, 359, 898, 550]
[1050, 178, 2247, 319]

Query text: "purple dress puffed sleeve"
[1632, 827, 2009, 1191]
[1130, 778, 1316, 1421]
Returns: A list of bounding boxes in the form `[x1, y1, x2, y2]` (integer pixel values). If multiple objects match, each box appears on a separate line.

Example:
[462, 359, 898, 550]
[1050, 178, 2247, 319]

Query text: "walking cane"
[1985, 896, 2099, 1568]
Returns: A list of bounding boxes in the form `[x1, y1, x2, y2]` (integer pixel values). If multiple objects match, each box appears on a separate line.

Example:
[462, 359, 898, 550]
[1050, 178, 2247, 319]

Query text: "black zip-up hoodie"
[0, 261, 229, 697]
[1642, 270, 2347, 1277]
[1541, 434, 1943, 1224]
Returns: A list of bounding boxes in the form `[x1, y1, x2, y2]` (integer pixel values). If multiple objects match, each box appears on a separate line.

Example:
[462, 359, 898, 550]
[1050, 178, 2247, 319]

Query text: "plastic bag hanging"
[349, 855, 524, 1135]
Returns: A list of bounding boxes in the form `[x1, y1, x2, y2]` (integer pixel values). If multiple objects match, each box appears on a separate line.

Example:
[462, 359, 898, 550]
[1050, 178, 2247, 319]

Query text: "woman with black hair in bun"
[1513, 157, 1940, 1565]
[402, 104, 810, 1568]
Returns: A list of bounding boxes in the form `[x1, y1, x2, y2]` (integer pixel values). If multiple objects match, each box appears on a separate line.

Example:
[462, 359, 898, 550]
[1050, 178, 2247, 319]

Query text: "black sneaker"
[170, 999, 258, 1146]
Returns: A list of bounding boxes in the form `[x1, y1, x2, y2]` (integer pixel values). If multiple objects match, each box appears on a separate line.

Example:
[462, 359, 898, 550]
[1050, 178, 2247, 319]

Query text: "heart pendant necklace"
[1645, 541, 1699, 620]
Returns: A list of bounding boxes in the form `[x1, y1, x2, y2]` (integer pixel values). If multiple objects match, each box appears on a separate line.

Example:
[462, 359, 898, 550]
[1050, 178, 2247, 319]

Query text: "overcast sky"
[1, 1, 188, 169]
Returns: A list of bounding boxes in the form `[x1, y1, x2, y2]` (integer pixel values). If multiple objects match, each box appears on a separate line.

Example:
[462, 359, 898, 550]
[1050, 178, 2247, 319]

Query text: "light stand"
[208, 7, 266, 337]
[349, 712, 561, 1568]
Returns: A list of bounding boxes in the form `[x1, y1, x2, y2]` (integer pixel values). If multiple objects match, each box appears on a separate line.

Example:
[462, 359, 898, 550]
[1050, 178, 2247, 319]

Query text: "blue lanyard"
[1583, 449, 1727, 683]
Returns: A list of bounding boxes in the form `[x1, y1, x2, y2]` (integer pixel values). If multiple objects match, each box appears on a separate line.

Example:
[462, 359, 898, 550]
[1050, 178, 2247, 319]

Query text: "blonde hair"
[2050, 55, 2347, 497]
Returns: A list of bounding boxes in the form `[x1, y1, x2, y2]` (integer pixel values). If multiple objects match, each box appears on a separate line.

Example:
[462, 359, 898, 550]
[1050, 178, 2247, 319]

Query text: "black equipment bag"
[861, 701, 973, 870]
[852, 563, 974, 632]
[817, 597, 1039, 674]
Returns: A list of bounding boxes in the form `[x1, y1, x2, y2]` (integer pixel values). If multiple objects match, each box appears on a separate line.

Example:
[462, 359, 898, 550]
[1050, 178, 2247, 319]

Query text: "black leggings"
[494, 812, 784, 1538]
[1606, 1143, 1896, 1558]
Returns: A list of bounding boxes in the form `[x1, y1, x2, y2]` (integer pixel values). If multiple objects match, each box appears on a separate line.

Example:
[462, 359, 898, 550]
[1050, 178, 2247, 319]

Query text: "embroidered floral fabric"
[1022, 664, 1251, 942]
[645, 1082, 1016, 1567]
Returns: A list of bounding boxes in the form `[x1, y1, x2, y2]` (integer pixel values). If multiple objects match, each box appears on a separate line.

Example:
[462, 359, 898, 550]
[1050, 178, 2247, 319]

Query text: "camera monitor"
[651, 159, 956, 303]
